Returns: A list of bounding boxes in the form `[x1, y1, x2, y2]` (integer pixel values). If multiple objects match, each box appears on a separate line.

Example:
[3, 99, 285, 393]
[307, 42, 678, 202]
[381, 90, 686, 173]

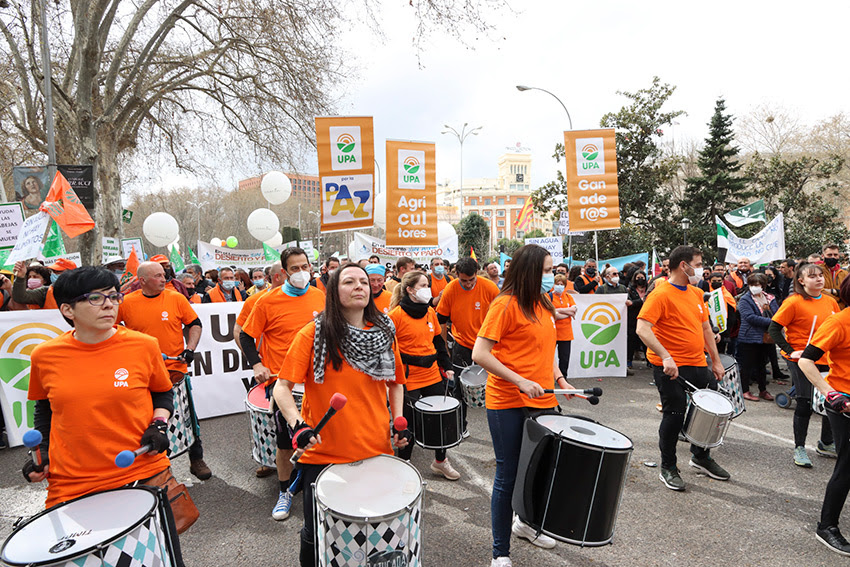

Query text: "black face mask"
[710, 281, 723, 290]
[585, 267, 597, 277]
[635, 278, 646, 286]
[825, 257, 839, 268]
[163, 266, 175, 281]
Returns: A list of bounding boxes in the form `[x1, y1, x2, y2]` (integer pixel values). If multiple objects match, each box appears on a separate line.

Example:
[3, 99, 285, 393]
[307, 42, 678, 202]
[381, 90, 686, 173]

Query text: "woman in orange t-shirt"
[389, 271, 459, 480]
[472, 244, 577, 563]
[272, 264, 409, 567]
[550, 274, 577, 380]
[798, 278, 850, 556]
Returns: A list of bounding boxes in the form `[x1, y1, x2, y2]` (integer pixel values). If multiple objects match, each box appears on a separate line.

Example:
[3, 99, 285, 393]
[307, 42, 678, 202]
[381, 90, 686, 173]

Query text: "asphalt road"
[1, 361, 846, 566]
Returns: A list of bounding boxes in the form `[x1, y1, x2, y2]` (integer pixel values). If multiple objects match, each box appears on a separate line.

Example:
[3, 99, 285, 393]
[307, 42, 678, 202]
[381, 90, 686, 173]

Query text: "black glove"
[140, 419, 170, 453]
[21, 450, 48, 482]
[826, 391, 850, 413]
[181, 349, 195, 363]
[292, 421, 316, 449]
[392, 423, 413, 444]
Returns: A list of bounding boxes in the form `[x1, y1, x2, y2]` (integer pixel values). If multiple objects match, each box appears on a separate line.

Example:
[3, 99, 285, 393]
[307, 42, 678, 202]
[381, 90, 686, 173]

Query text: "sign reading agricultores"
[386, 140, 437, 246]
[564, 129, 620, 232]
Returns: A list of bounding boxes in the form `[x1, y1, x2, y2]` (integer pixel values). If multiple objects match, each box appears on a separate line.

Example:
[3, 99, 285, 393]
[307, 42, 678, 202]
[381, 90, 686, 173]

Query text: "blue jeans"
[487, 407, 526, 559]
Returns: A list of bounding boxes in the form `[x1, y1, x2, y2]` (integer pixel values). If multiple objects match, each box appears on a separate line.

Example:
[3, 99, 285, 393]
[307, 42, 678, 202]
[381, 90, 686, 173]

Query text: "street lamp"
[441, 123, 482, 219]
[308, 210, 321, 261]
[681, 217, 691, 245]
[187, 199, 207, 247]
[516, 85, 573, 129]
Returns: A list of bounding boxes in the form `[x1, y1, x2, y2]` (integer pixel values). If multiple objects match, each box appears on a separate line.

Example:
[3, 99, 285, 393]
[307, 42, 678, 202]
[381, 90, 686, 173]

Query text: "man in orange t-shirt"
[117, 261, 211, 481]
[637, 245, 727, 492]
[427, 257, 452, 307]
[365, 263, 392, 314]
[239, 248, 326, 521]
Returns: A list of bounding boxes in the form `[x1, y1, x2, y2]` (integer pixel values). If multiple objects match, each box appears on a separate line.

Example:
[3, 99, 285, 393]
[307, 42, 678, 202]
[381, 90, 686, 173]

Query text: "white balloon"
[143, 212, 180, 248]
[261, 171, 292, 205]
[374, 192, 387, 229]
[169, 241, 180, 252]
[247, 208, 280, 242]
[438, 221, 456, 241]
[211, 237, 223, 247]
[264, 231, 283, 247]
[348, 240, 358, 260]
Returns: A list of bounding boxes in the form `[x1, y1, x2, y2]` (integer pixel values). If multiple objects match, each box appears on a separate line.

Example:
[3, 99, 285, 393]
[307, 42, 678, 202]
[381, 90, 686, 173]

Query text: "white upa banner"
[197, 240, 288, 271]
[706, 287, 729, 333]
[716, 213, 786, 264]
[351, 231, 458, 265]
[525, 235, 564, 264]
[0, 303, 260, 447]
[567, 293, 627, 379]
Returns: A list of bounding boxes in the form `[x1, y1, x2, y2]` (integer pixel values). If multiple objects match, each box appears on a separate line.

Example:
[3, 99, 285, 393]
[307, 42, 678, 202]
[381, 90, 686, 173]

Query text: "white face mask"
[608, 276, 620, 286]
[749, 286, 763, 296]
[412, 287, 432, 304]
[289, 270, 311, 289]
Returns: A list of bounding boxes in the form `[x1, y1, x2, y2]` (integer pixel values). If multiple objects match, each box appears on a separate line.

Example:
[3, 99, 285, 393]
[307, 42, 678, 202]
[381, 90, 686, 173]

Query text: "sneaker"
[490, 558, 513, 567]
[794, 446, 813, 468]
[462, 429, 471, 439]
[817, 441, 838, 458]
[743, 391, 760, 402]
[689, 456, 730, 481]
[759, 390, 774, 401]
[659, 467, 686, 491]
[816, 525, 850, 556]
[626, 368, 635, 376]
[511, 517, 556, 549]
[272, 490, 293, 521]
[190, 459, 212, 480]
[255, 465, 276, 478]
[430, 458, 461, 480]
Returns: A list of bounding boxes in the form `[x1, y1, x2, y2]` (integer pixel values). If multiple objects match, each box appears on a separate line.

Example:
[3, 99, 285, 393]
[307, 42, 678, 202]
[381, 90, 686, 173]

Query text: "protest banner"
[564, 129, 620, 231]
[386, 140, 438, 246]
[351, 231, 458, 266]
[706, 287, 729, 333]
[558, 211, 585, 237]
[197, 240, 288, 271]
[0, 203, 25, 248]
[716, 213, 785, 264]
[7, 211, 50, 264]
[121, 237, 145, 260]
[564, 252, 649, 272]
[525, 235, 564, 264]
[315, 116, 375, 232]
[568, 293, 627, 379]
[42, 252, 82, 267]
[102, 236, 120, 262]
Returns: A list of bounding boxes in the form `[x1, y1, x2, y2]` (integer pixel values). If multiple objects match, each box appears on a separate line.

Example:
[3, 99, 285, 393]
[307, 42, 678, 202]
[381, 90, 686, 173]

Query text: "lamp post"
[187, 199, 207, 247]
[441, 123, 482, 219]
[516, 85, 573, 130]
[681, 217, 691, 245]
[308, 210, 321, 261]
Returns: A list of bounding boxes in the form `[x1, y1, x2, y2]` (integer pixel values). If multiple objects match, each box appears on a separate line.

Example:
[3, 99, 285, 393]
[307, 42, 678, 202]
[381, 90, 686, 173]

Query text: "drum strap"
[183, 374, 201, 438]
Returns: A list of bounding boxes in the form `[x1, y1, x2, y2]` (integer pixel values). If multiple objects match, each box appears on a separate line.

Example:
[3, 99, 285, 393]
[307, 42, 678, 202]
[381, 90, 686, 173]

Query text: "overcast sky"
[152, 0, 850, 194]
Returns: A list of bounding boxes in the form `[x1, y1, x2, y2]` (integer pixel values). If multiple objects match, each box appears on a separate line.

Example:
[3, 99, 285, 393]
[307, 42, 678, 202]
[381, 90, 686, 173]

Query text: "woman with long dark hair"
[272, 263, 409, 567]
[472, 244, 576, 566]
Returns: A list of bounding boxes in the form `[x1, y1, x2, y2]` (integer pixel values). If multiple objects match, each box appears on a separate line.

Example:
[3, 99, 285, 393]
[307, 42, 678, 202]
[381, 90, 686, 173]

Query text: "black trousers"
[787, 360, 833, 447]
[556, 340, 571, 379]
[820, 409, 850, 529]
[736, 342, 769, 393]
[653, 365, 715, 469]
[451, 342, 473, 429]
[398, 380, 449, 462]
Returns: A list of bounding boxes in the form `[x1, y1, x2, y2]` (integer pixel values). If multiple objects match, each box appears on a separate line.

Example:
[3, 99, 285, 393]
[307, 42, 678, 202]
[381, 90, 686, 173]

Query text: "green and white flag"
[42, 220, 66, 258]
[263, 242, 281, 261]
[724, 199, 766, 227]
[168, 244, 185, 272]
[188, 246, 200, 266]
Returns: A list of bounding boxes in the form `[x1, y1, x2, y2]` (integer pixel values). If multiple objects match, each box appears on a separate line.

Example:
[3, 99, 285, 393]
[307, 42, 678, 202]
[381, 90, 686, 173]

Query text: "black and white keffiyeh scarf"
[312, 314, 397, 384]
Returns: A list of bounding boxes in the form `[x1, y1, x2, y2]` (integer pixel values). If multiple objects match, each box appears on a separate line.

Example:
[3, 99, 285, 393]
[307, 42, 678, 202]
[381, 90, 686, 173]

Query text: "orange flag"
[120, 247, 140, 293]
[39, 171, 95, 238]
[470, 246, 477, 262]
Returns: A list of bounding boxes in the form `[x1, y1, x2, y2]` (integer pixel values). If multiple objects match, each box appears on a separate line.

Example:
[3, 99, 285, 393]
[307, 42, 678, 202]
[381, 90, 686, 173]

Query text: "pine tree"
[682, 98, 753, 252]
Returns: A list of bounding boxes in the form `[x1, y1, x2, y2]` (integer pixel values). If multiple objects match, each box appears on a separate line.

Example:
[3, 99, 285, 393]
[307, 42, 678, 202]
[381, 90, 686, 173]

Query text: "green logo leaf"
[582, 151, 598, 161]
[581, 322, 621, 346]
[404, 164, 420, 174]
[0, 357, 32, 391]
[338, 142, 355, 153]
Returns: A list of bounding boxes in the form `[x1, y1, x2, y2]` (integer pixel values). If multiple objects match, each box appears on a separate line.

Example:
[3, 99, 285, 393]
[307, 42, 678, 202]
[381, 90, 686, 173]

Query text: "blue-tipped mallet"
[23, 430, 45, 470]
[115, 445, 152, 468]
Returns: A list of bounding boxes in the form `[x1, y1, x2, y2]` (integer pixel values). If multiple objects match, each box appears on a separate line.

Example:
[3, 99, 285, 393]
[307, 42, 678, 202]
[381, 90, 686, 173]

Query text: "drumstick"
[290, 393, 347, 464]
[162, 353, 182, 361]
[22, 430, 45, 471]
[544, 387, 603, 396]
[115, 445, 152, 468]
[405, 394, 432, 407]
[806, 316, 818, 346]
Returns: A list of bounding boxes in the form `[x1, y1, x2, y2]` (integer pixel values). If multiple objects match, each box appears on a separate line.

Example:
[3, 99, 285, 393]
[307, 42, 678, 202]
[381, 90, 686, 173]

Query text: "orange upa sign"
[386, 140, 438, 246]
[564, 128, 620, 231]
[315, 116, 375, 232]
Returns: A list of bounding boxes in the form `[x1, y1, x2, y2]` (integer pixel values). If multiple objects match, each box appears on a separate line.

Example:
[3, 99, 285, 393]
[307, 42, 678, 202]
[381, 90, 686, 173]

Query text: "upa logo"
[579, 301, 621, 369]
[576, 137, 605, 176]
[398, 149, 426, 190]
[329, 126, 362, 171]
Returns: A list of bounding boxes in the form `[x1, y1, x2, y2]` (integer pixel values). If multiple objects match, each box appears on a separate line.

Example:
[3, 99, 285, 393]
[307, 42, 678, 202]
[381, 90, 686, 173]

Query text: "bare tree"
[736, 104, 804, 155]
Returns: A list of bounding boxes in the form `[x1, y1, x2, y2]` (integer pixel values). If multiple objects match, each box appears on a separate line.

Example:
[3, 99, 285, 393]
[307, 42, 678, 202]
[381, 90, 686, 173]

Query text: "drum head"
[1, 488, 157, 565]
[247, 384, 270, 410]
[460, 365, 487, 386]
[536, 415, 632, 450]
[693, 389, 734, 413]
[415, 396, 460, 411]
[718, 354, 736, 371]
[316, 455, 422, 521]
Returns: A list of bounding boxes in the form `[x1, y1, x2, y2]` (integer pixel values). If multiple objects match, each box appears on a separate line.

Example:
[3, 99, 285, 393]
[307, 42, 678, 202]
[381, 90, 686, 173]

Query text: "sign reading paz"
[386, 140, 437, 246]
[564, 129, 620, 232]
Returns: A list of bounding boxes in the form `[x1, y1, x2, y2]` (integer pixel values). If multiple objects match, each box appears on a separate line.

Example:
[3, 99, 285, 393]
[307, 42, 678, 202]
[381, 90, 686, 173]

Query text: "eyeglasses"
[72, 291, 124, 306]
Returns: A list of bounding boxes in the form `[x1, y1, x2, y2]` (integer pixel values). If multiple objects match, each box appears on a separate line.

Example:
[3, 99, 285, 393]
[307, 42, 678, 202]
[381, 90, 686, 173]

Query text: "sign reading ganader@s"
[567, 294, 627, 378]
[315, 116, 375, 232]
[564, 128, 620, 232]
[386, 140, 437, 246]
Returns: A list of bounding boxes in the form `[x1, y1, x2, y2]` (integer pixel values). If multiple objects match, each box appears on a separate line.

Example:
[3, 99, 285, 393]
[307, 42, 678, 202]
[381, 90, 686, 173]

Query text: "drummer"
[472, 244, 577, 566]
[388, 271, 460, 480]
[636, 245, 727, 492]
[769, 263, 839, 467]
[23, 266, 185, 566]
[798, 277, 850, 556]
[271, 263, 408, 567]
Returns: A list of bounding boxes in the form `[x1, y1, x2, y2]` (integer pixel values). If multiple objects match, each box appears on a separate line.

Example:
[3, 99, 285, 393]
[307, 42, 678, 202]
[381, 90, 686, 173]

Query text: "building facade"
[238, 172, 320, 205]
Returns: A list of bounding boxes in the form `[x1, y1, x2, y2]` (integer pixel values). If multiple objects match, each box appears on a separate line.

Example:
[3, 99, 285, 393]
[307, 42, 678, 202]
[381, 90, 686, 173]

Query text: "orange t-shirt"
[373, 290, 392, 315]
[28, 326, 172, 508]
[241, 287, 326, 379]
[810, 309, 850, 394]
[436, 277, 500, 349]
[772, 293, 838, 365]
[43, 286, 58, 309]
[551, 291, 575, 341]
[281, 321, 405, 465]
[188, 294, 201, 304]
[430, 274, 449, 298]
[388, 306, 442, 390]
[478, 295, 558, 410]
[565, 280, 575, 292]
[236, 287, 268, 327]
[117, 289, 198, 374]
[638, 281, 709, 367]
[315, 278, 326, 294]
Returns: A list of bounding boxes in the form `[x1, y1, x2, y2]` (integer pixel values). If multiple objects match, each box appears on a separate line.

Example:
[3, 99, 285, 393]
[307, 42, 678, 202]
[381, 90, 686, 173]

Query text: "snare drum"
[682, 389, 734, 448]
[168, 376, 196, 458]
[246, 384, 277, 467]
[292, 382, 304, 412]
[315, 455, 424, 567]
[459, 365, 487, 408]
[513, 415, 633, 546]
[412, 396, 463, 450]
[718, 354, 745, 418]
[0, 486, 176, 567]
